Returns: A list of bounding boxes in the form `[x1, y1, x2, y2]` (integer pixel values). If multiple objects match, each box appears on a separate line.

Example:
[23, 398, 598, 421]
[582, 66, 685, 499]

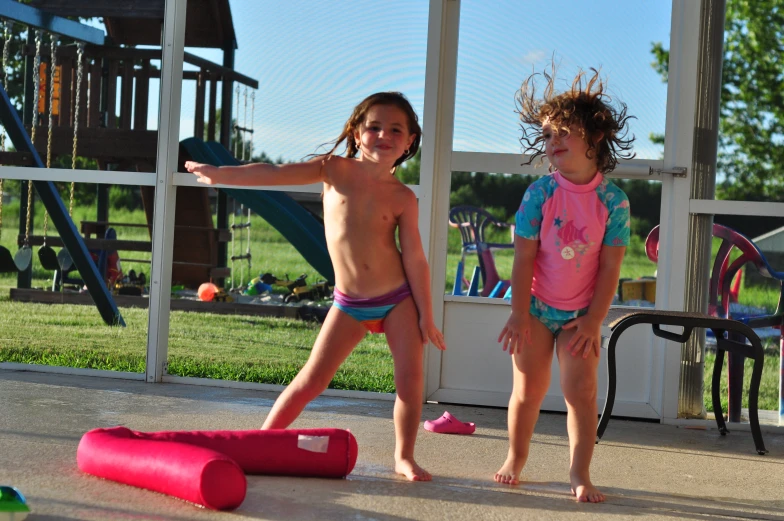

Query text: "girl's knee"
[394, 375, 423, 402]
[561, 377, 598, 406]
[291, 371, 331, 399]
[511, 383, 548, 406]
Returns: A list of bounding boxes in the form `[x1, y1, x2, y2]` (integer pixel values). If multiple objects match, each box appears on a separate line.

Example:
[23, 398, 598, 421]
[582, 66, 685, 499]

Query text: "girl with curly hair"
[496, 67, 635, 502]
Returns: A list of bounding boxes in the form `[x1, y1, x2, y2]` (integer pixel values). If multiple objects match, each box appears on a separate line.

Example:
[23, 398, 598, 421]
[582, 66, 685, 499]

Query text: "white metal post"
[146, 0, 187, 383]
[656, 0, 702, 418]
[421, 0, 460, 399]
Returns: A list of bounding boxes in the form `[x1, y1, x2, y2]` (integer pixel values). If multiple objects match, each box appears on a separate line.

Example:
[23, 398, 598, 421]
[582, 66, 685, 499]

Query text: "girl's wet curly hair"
[515, 66, 635, 174]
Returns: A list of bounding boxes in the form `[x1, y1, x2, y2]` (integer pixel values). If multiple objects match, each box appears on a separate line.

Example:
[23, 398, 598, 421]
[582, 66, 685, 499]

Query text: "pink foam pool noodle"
[77, 427, 246, 510]
[77, 426, 359, 510]
[133, 427, 358, 478]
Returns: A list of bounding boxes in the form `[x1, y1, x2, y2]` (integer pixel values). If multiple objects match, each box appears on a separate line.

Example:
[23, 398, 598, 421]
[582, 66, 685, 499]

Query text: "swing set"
[0, 23, 86, 275]
[0, 1, 332, 321]
[0, 2, 259, 293]
[0, 10, 123, 326]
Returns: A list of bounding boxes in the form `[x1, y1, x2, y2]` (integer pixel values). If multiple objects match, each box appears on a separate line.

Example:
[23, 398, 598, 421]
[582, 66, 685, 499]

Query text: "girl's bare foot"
[494, 455, 525, 485]
[570, 475, 605, 503]
[395, 458, 432, 482]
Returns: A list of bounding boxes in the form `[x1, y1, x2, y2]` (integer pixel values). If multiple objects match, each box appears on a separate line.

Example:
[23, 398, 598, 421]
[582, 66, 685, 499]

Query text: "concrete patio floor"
[0, 369, 782, 521]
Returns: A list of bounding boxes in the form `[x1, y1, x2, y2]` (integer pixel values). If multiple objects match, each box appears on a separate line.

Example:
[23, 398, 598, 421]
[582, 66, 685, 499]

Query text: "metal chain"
[239, 204, 244, 287]
[30, 30, 41, 146]
[0, 20, 10, 155]
[23, 180, 32, 243]
[230, 199, 236, 290]
[249, 90, 255, 161]
[42, 34, 58, 239]
[24, 30, 43, 244]
[233, 84, 240, 158]
[46, 34, 56, 168]
[1, 21, 9, 87]
[70, 43, 85, 216]
[242, 86, 248, 161]
[0, 21, 8, 236]
[246, 205, 251, 275]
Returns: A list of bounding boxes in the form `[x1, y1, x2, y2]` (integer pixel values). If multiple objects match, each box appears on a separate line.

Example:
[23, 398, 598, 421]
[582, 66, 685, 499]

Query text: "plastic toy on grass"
[0, 486, 29, 521]
[198, 282, 219, 301]
[243, 275, 273, 296]
[115, 269, 147, 296]
[255, 273, 333, 302]
[260, 272, 308, 291]
[284, 280, 333, 303]
[198, 283, 233, 303]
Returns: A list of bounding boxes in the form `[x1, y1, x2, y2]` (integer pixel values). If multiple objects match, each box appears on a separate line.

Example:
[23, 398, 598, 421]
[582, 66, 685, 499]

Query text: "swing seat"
[38, 244, 59, 271]
[14, 245, 32, 272]
[0, 246, 17, 273]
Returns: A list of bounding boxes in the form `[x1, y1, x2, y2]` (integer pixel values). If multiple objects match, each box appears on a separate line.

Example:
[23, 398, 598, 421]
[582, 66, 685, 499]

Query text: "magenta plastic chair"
[598, 224, 770, 454]
[448, 206, 513, 297]
[646, 223, 784, 425]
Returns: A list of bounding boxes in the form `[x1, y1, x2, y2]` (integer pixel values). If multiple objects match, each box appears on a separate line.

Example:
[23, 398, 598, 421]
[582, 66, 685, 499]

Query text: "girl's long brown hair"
[516, 66, 635, 174]
[318, 92, 422, 173]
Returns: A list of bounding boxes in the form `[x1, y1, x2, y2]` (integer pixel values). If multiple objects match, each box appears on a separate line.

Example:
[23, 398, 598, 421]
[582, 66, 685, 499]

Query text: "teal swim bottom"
[528, 295, 588, 336]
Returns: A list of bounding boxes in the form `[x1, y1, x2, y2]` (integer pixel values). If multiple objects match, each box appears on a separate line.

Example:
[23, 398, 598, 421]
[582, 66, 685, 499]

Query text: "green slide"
[180, 138, 335, 284]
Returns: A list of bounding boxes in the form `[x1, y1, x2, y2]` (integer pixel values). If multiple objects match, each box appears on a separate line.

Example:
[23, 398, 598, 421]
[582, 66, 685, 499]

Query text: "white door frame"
[146, 0, 187, 382]
[656, 0, 702, 420]
[421, 0, 705, 419]
[421, 0, 461, 399]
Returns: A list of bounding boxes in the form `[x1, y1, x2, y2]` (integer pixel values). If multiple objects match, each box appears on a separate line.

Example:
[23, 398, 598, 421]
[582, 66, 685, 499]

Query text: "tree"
[650, 0, 784, 200]
[395, 148, 421, 184]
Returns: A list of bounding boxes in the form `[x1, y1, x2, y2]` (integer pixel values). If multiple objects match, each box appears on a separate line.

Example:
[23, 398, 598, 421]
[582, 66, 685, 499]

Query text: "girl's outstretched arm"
[563, 245, 626, 359]
[184, 156, 328, 187]
[397, 190, 446, 350]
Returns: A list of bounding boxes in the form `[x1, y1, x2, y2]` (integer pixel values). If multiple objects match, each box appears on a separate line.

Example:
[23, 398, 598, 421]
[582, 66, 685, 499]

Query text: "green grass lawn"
[703, 349, 780, 413]
[0, 204, 780, 410]
[0, 299, 396, 392]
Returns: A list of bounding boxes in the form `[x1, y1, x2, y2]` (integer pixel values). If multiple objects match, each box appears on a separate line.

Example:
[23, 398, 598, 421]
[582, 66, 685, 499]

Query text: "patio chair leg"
[745, 334, 768, 455]
[727, 343, 745, 423]
[468, 266, 481, 297]
[453, 260, 464, 296]
[596, 331, 619, 442]
[488, 281, 506, 298]
[710, 337, 728, 435]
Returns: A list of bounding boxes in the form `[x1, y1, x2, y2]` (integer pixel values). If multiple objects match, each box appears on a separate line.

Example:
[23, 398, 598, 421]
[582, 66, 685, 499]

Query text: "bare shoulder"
[318, 155, 355, 184]
[390, 179, 418, 216]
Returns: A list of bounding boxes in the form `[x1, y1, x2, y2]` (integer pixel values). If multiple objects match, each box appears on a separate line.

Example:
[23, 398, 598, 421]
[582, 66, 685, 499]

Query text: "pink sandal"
[424, 411, 476, 435]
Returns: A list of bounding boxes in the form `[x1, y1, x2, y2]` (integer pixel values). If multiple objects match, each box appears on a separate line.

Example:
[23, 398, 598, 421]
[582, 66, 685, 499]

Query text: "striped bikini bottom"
[332, 282, 412, 334]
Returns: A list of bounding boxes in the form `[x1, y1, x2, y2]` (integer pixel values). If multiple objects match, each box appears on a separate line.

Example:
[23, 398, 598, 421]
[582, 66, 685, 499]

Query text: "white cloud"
[520, 50, 548, 66]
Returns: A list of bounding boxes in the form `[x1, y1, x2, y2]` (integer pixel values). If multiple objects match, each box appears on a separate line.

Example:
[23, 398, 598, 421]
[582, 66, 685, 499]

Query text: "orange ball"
[197, 282, 219, 302]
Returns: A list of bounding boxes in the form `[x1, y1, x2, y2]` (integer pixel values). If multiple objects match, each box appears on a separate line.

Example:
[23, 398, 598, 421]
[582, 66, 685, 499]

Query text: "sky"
[173, 0, 672, 164]
[121, 1, 673, 165]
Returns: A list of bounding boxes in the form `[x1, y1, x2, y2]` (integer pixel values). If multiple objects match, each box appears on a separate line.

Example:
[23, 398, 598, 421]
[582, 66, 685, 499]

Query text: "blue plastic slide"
[179, 138, 334, 284]
[0, 84, 124, 326]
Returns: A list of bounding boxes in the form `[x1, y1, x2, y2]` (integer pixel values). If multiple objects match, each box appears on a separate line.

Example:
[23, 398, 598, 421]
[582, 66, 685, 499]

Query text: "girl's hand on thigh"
[562, 316, 602, 358]
[498, 312, 532, 356]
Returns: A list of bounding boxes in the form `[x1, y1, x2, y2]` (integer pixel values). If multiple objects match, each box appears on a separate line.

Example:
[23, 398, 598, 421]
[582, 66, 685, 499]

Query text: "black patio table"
[597, 307, 768, 455]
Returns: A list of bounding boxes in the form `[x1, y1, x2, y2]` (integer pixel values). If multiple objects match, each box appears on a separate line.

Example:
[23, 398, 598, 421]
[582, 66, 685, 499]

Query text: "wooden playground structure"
[0, 0, 262, 310]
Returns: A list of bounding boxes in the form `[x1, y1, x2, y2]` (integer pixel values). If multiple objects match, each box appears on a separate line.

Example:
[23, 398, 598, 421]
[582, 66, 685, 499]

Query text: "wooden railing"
[1, 44, 257, 166]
